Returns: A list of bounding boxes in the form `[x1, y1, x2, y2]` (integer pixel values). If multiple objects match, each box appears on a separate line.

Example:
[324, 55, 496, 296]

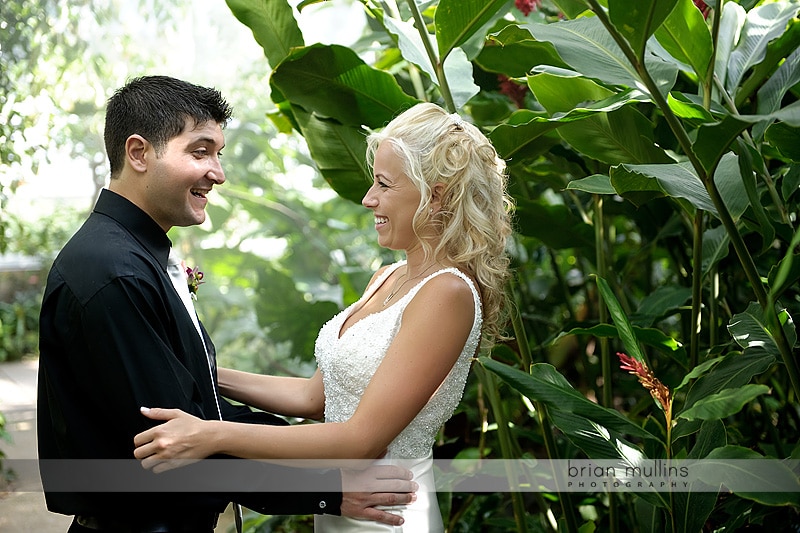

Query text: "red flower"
[693, 0, 711, 19]
[617, 352, 672, 413]
[515, 0, 541, 17]
[498, 75, 528, 108]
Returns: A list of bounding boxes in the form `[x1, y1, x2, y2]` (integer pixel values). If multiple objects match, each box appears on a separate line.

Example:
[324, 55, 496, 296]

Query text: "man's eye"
[378, 181, 388, 188]
[193, 149, 207, 157]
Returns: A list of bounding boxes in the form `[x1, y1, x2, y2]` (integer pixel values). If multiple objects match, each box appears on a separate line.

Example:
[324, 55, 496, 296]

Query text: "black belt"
[75, 513, 219, 533]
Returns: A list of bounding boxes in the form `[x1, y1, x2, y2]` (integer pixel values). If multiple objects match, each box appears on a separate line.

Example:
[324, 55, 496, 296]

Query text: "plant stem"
[404, 0, 456, 112]
[475, 365, 530, 533]
[690, 211, 703, 368]
[594, 195, 612, 408]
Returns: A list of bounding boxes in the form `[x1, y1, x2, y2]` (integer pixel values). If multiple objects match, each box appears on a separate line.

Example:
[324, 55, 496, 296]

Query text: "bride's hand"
[133, 407, 214, 473]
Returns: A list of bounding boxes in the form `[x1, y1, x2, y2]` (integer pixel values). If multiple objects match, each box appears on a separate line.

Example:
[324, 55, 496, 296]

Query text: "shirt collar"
[93, 189, 172, 270]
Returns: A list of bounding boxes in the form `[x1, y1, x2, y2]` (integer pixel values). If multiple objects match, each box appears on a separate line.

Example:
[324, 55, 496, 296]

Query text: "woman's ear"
[430, 182, 446, 213]
[125, 135, 150, 173]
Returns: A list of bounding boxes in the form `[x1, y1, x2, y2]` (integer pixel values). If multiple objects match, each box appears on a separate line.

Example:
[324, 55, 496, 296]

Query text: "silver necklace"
[382, 263, 439, 306]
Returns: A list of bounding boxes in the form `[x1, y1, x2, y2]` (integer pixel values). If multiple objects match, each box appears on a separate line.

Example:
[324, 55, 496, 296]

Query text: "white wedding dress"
[313, 261, 482, 532]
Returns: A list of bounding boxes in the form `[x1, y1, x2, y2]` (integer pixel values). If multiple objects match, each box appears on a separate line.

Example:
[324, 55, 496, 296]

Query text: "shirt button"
[318, 500, 327, 510]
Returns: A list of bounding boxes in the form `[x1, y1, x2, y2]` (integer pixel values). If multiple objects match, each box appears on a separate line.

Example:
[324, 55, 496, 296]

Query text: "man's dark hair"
[104, 75, 233, 177]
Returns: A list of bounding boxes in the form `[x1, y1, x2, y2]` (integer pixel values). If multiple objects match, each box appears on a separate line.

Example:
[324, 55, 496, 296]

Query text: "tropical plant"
[226, 0, 800, 531]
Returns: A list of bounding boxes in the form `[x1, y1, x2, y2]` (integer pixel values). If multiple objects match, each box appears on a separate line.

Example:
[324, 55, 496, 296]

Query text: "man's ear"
[125, 135, 150, 173]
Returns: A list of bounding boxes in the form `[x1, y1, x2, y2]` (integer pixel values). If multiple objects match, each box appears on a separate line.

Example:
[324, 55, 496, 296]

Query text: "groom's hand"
[340, 465, 418, 526]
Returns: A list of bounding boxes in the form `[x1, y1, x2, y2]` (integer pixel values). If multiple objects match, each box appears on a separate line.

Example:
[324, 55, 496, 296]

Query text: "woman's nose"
[362, 187, 377, 208]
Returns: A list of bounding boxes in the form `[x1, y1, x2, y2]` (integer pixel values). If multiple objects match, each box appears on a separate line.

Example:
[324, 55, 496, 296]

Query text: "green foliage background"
[2, 0, 800, 531]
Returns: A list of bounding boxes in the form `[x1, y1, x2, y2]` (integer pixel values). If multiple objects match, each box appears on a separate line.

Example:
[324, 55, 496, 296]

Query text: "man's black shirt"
[38, 189, 341, 518]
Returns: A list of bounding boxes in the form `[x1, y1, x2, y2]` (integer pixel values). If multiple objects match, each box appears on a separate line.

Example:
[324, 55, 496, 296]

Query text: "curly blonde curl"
[366, 103, 514, 347]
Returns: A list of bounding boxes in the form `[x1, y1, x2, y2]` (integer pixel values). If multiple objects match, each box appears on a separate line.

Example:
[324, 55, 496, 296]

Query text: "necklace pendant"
[382, 293, 393, 306]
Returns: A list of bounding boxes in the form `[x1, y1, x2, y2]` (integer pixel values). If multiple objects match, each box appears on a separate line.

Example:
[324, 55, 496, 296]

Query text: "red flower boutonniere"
[184, 263, 205, 299]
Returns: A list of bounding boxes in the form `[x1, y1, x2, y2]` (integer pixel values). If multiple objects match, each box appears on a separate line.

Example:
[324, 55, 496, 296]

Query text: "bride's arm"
[218, 368, 325, 420]
[134, 274, 474, 464]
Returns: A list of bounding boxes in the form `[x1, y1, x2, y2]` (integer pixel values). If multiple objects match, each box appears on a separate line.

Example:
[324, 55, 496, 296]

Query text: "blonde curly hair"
[366, 103, 514, 346]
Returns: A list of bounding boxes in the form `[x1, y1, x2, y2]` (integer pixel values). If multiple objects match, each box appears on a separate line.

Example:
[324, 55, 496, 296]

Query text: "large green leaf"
[479, 358, 662, 442]
[712, 153, 750, 223]
[595, 275, 647, 364]
[489, 109, 561, 160]
[714, 2, 746, 94]
[765, 122, 800, 162]
[547, 410, 670, 508]
[725, 2, 800, 95]
[566, 174, 617, 195]
[697, 446, 800, 506]
[678, 383, 770, 421]
[769, 226, 800, 301]
[384, 10, 481, 110]
[514, 198, 595, 249]
[441, 47, 481, 109]
[674, 357, 724, 393]
[757, 47, 800, 116]
[611, 162, 716, 214]
[673, 420, 724, 533]
[479, 24, 569, 78]
[684, 348, 776, 408]
[435, 0, 511, 61]
[692, 116, 752, 176]
[558, 324, 686, 362]
[384, 15, 437, 82]
[701, 225, 731, 276]
[549, 409, 647, 463]
[608, 0, 679, 58]
[293, 108, 370, 203]
[735, 139, 775, 252]
[630, 285, 692, 327]
[270, 44, 419, 128]
[528, 70, 671, 164]
[226, 0, 303, 68]
[653, 0, 713, 79]
[728, 301, 797, 355]
[551, 0, 590, 19]
[667, 92, 715, 125]
[524, 16, 678, 99]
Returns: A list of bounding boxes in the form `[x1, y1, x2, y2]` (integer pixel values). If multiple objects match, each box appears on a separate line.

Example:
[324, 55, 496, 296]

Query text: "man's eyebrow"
[188, 136, 224, 150]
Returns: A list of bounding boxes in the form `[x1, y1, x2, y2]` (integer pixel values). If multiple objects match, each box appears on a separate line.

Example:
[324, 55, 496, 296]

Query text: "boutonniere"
[183, 262, 205, 299]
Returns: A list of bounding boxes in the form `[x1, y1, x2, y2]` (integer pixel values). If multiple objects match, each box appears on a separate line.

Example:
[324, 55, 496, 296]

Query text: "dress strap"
[360, 261, 407, 303]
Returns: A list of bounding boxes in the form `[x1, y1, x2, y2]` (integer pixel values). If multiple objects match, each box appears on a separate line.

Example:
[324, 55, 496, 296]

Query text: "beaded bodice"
[314, 261, 482, 458]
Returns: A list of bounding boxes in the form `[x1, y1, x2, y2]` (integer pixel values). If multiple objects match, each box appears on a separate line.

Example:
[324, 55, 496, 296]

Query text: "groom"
[37, 75, 414, 532]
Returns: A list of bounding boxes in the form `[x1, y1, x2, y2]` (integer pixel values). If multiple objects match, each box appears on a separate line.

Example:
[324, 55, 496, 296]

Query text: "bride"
[134, 102, 513, 531]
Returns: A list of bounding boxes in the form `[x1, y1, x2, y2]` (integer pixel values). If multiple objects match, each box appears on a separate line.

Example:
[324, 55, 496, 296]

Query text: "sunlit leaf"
[524, 16, 677, 99]
[479, 358, 662, 442]
[725, 2, 800, 95]
[435, 0, 510, 61]
[226, 0, 303, 68]
[566, 174, 616, 195]
[653, 0, 712, 79]
[684, 348, 776, 407]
